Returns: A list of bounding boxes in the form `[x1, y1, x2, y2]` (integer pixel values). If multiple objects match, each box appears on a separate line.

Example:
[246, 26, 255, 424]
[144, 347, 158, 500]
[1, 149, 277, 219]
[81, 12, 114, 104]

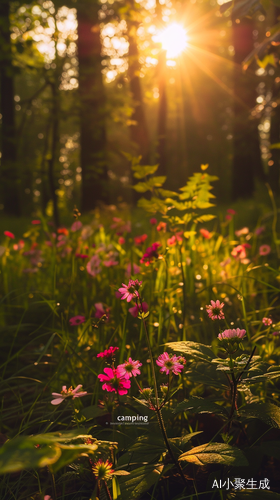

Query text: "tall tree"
[0, 0, 21, 215]
[127, 1, 150, 165]
[77, 0, 109, 212]
[232, 18, 265, 200]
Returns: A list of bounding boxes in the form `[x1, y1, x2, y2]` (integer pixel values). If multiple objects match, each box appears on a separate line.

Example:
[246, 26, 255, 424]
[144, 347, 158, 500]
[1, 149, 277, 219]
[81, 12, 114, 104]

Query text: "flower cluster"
[98, 367, 131, 395]
[140, 242, 161, 265]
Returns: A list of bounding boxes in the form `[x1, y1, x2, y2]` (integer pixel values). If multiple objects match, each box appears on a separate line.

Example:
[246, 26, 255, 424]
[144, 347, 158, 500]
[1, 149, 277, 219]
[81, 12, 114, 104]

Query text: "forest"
[1, 0, 280, 498]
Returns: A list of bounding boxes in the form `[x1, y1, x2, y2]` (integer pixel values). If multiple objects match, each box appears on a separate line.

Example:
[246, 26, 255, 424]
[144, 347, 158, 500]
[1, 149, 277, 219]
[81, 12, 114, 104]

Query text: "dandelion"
[156, 352, 185, 375]
[97, 346, 119, 359]
[128, 301, 149, 318]
[4, 231, 15, 239]
[259, 245, 271, 256]
[98, 367, 131, 395]
[206, 300, 225, 320]
[92, 459, 114, 480]
[118, 279, 142, 302]
[218, 328, 246, 341]
[69, 315, 86, 326]
[199, 228, 211, 239]
[51, 385, 87, 405]
[262, 317, 272, 326]
[118, 358, 142, 378]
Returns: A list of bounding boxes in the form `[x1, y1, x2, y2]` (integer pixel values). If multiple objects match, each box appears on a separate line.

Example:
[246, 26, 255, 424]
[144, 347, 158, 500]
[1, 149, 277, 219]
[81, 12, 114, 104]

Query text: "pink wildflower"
[103, 258, 118, 267]
[140, 242, 161, 266]
[69, 315, 86, 326]
[134, 234, 148, 246]
[218, 328, 246, 341]
[97, 346, 119, 359]
[262, 317, 273, 326]
[118, 358, 142, 378]
[51, 384, 87, 405]
[94, 302, 110, 320]
[71, 221, 83, 232]
[206, 300, 225, 320]
[118, 279, 142, 302]
[150, 218, 157, 225]
[98, 367, 131, 395]
[227, 209, 236, 215]
[235, 227, 249, 237]
[75, 253, 89, 259]
[13, 239, 24, 251]
[226, 215, 232, 221]
[156, 352, 185, 375]
[86, 255, 101, 277]
[259, 245, 271, 256]
[31, 220, 41, 225]
[129, 301, 148, 318]
[167, 231, 183, 246]
[231, 244, 251, 261]
[4, 231, 15, 239]
[118, 237, 125, 245]
[255, 226, 265, 236]
[199, 228, 211, 239]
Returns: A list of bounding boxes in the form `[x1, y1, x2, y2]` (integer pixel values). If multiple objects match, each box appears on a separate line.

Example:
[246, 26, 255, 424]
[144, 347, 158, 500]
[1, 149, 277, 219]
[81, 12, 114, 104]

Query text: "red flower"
[199, 229, 211, 239]
[57, 228, 69, 236]
[75, 253, 89, 259]
[157, 222, 166, 232]
[31, 220, 41, 225]
[98, 367, 131, 395]
[150, 218, 157, 225]
[4, 231, 15, 239]
[134, 234, 148, 246]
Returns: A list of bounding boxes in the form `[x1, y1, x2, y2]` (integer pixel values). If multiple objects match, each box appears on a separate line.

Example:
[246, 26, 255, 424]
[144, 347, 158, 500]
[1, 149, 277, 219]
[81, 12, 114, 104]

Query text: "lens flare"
[155, 23, 188, 58]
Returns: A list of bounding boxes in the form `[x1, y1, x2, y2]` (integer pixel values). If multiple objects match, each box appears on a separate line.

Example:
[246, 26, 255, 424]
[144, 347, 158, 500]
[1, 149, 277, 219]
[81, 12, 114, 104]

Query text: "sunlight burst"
[155, 23, 188, 58]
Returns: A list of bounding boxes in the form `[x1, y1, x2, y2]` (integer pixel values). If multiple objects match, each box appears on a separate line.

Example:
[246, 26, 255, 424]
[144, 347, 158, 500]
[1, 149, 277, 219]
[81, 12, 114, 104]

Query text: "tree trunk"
[127, 16, 150, 164]
[77, 1, 109, 212]
[0, 0, 21, 215]
[156, 50, 167, 176]
[232, 18, 265, 200]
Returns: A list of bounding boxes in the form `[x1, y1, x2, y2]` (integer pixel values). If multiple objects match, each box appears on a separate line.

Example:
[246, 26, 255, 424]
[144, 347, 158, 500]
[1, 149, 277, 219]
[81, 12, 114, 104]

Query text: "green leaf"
[174, 397, 228, 417]
[132, 165, 159, 178]
[113, 470, 130, 476]
[148, 176, 166, 187]
[165, 341, 216, 363]
[118, 464, 163, 500]
[239, 402, 280, 428]
[0, 431, 99, 474]
[195, 214, 216, 223]
[133, 182, 150, 193]
[270, 142, 280, 149]
[179, 443, 248, 466]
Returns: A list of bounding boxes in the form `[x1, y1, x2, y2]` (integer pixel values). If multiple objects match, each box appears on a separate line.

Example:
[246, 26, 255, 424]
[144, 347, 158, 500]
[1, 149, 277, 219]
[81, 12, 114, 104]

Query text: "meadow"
[1, 166, 280, 500]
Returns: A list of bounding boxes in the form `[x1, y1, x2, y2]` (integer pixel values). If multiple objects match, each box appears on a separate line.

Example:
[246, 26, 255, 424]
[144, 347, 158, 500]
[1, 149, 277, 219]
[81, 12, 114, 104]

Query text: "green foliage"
[165, 341, 216, 363]
[178, 442, 248, 466]
[0, 431, 100, 474]
[117, 464, 164, 500]
[130, 157, 217, 229]
[174, 396, 229, 417]
[239, 402, 280, 428]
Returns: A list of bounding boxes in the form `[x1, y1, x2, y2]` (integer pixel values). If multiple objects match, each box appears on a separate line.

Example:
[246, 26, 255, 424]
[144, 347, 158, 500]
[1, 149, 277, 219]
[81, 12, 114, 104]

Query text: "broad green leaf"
[165, 341, 216, 362]
[148, 176, 166, 187]
[174, 397, 228, 417]
[239, 402, 280, 428]
[195, 201, 215, 209]
[195, 214, 216, 223]
[185, 362, 228, 390]
[0, 431, 99, 474]
[179, 443, 248, 466]
[118, 464, 163, 500]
